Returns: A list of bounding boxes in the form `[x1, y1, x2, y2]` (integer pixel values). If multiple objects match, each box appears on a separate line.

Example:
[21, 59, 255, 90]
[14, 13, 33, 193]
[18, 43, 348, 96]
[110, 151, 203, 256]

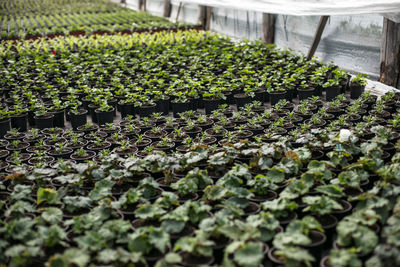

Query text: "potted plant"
[174, 231, 215, 266]
[95, 99, 114, 125]
[128, 226, 171, 263]
[118, 92, 136, 118]
[0, 109, 11, 138]
[10, 105, 28, 132]
[48, 143, 74, 159]
[171, 92, 190, 118]
[203, 88, 226, 115]
[270, 216, 326, 265]
[34, 107, 54, 129]
[350, 74, 368, 100]
[70, 148, 96, 163]
[320, 248, 361, 267]
[68, 104, 87, 130]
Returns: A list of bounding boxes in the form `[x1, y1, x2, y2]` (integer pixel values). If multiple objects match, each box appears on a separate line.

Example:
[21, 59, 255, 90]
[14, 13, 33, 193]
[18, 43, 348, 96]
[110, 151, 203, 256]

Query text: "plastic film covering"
[125, 0, 399, 89]
[179, 0, 400, 21]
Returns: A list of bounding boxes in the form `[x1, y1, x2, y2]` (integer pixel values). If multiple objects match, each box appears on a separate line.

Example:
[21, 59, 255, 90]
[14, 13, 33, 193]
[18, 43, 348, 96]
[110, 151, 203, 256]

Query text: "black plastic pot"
[0, 119, 11, 139]
[350, 85, 365, 100]
[188, 97, 198, 110]
[95, 109, 114, 125]
[234, 93, 252, 109]
[255, 90, 266, 102]
[34, 114, 54, 129]
[136, 104, 156, 118]
[269, 91, 286, 105]
[51, 109, 65, 128]
[10, 113, 28, 132]
[172, 102, 190, 117]
[155, 98, 170, 115]
[108, 99, 117, 116]
[70, 150, 96, 163]
[68, 109, 88, 129]
[88, 103, 99, 123]
[119, 102, 135, 118]
[297, 88, 315, 101]
[325, 86, 341, 101]
[27, 110, 36, 127]
[204, 98, 221, 115]
[301, 230, 327, 263]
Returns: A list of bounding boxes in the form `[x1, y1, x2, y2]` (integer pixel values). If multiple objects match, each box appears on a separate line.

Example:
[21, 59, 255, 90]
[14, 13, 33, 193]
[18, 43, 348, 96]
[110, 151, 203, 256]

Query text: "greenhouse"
[1, 0, 400, 266]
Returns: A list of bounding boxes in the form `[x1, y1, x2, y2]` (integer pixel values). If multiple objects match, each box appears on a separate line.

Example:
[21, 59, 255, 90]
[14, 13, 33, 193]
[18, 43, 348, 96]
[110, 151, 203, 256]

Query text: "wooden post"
[198, 5, 207, 29]
[163, 0, 172, 17]
[176, 2, 183, 22]
[262, 13, 275, 44]
[198, 5, 211, 30]
[139, 0, 146, 11]
[380, 18, 400, 88]
[307, 16, 329, 60]
[205, 6, 212, 31]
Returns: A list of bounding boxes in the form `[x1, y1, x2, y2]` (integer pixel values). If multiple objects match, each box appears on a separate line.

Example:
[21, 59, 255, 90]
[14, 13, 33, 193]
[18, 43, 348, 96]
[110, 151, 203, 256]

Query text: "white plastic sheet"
[180, 0, 400, 21]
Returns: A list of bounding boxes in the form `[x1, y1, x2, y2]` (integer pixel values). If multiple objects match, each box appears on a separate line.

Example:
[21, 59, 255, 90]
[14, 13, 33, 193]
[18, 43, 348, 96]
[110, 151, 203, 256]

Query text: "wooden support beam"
[307, 16, 329, 60]
[205, 6, 212, 31]
[175, 2, 183, 22]
[198, 5, 207, 29]
[380, 18, 400, 88]
[163, 0, 172, 17]
[198, 5, 211, 30]
[262, 13, 275, 44]
[139, 0, 146, 11]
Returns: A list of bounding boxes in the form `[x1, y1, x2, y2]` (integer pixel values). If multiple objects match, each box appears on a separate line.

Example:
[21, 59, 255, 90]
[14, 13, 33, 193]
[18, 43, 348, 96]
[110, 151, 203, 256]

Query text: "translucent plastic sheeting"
[179, 0, 400, 22]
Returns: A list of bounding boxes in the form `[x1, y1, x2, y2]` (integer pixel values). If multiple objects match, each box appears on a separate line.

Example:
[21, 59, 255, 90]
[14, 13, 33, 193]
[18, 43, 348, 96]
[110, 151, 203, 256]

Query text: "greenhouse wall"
[126, 0, 383, 80]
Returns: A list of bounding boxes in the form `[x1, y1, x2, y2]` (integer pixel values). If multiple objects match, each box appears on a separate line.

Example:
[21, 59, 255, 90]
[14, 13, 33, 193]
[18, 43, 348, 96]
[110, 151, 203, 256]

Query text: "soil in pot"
[179, 252, 214, 267]
[250, 190, 278, 203]
[70, 150, 96, 163]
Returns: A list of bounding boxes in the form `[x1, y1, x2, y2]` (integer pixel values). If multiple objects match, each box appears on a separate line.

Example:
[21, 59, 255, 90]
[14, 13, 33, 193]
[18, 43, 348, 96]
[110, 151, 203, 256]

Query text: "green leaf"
[135, 203, 166, 220]
[149, 227, 171, 253]
[38, 225, 67, 247]
[96, 248, 117, 263]
[41, 207, 63, 224]
[276, 246, 314, 267]
[233, 242, 263, 267]
[37, 187, 59, 205]
[63, 248, 90, 267]
[302, 195, 343, 215]
[161, 219, 186, 234]
[266, 168, 285, 183]
[88, 179, 115, 201]
[329, 248, 362, 267]
[314, 184, 344, 198]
